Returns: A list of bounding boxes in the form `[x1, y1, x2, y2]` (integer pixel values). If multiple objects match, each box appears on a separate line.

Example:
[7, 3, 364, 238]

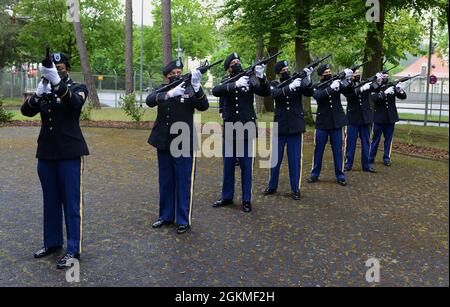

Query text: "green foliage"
[0, 0, 22, 68]
[144, 0, 219, 83]
[14, 0, 124, 73]
[0, 100, 13, 122]
[120, 93, 145, 122]
[80, 101, 93, 121]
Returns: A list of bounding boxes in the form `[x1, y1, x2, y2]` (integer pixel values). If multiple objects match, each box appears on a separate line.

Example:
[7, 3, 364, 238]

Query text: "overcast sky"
[120, 0, 154, 26]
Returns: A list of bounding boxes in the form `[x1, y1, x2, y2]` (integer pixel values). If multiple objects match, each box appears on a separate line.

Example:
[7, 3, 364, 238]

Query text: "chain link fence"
[1, 70, 448, 126]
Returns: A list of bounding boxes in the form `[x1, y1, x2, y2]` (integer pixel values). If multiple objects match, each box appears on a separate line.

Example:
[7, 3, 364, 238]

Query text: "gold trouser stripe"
[388, 127, 394, 159]
[342, 127, 347, 172]
[299, 133, 304, 191]
[268, 137, 273, 182]
[251, 138, 256, 199]
[311, 129, 316, 172]
[79, 156, 84, 254]
[188, 153, 196, 225]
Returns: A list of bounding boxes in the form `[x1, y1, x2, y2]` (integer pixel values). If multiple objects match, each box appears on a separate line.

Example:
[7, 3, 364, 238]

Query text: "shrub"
[0, 100, 13, 123]
[120, 93, 145, 122]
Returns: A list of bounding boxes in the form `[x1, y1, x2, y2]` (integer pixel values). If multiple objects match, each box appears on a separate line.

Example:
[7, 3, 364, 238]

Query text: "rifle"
[380, 74, 421, 92]
[220, 51, 284, 85]
[354, 65, 398, 89]
[276, 53, 332, 89]
[41, 46, 52, 85]
[314, 61, 369, 89]
[155, 59, 223, 93]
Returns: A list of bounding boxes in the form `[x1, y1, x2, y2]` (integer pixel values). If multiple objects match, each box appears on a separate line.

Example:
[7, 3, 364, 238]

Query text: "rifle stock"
[276, 53, 332, 89]
[155, 59, 223, 93]
[220, 51, 284, 85]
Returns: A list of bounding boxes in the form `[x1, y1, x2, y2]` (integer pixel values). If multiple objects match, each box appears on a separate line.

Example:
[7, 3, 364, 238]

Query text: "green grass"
[394, 124, 449, 150]
[0, 98, 22, 107]
[11, 107, 277, 124]
[8, 108, 449, 151]
[399, 113, 449, 123]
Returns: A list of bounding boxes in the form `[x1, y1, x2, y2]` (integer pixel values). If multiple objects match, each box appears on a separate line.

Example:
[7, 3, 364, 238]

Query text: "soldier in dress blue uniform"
[146, 59, 209, 234]
[342, 69, 378, 173]
[211, 52, 271, 213]
[21, 52, 89, 269]
[369, 73, 407, 167]
[263, 60, 314, 200]
[308, 64, 353, 186]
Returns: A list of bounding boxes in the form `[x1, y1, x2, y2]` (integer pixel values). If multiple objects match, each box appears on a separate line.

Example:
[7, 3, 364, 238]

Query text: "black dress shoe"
[242, 201, 252, 213]
[364, 167, 377, 173]
[212, 199, 233, 208]
[291, 191, 301, 200]
[56, 253, 80, 270]
[344, 166, 352, 172]
[177, 224, 191, 234]
[337, 179, 347, 186]
[307, 177, 319, 183]
[263, 188, 277, 196]
[34, 246, 63, 259]
[152, 219, 173, 228]
[384, 160, 392, 166]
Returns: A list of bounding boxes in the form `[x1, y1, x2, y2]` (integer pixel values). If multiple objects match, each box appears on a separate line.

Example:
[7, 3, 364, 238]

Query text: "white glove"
[344, 68, 353, 79]
[191, 69, 202, 92]
[40, 63, 61, 85]
[167, 82, 185, 98]
[235, 76, 250, 88]
[289, 78, 302, 91]
[384, 86, 395, 95]
[255, 64, 266, 79]
[395, 82, 405, 91]
[35, 79, 52, 97]
[303, 67, 313, 83]
[330, 80, 341, 91]
[360, 83, 371, 93]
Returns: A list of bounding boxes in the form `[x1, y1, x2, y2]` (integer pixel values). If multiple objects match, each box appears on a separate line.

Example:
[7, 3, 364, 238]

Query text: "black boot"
[212, 199, 233, 208]
[307, 176, 319, 183]
[34, 246, 63, 259]
[263, 188, 277, 196]
[56, 252, 80, 270]
[177, 224, 191, 234]
[242, 201, 252, 213]
[152, 219, 173, 228]
[291, 191, 301, 200]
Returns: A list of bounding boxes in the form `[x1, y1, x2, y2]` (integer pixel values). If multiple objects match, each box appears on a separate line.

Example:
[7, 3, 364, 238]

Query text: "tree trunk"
[72, 19, 100, 108]
[362, 0, 386, 80]
[262, 31, 280, 113]
[255, 34, 265, 114]
[162, 0, 172, 66]
[295, 0, 314, 126]
[125, 0, 134, 94]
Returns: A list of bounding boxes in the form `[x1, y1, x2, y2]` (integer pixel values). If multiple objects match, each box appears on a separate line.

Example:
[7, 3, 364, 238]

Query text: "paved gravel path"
[0, 127, 448, 286]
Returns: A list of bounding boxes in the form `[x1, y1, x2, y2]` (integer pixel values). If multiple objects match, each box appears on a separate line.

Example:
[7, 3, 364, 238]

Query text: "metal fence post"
[10, 71, 14, 99]
[113, 69, 118, 108]
[438, 81, 444, 126]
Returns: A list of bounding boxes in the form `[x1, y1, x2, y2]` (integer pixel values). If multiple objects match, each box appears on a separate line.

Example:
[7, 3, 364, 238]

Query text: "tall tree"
[72, 8, 100, 108]
[125, 0, 134, 94]
[161, 0, 172, 65]
[0, 0, 21, 71]
[294, 0, 314, 125]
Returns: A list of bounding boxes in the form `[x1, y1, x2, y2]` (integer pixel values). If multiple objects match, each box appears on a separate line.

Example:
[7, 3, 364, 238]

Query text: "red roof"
[394, 54, 449, 79]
